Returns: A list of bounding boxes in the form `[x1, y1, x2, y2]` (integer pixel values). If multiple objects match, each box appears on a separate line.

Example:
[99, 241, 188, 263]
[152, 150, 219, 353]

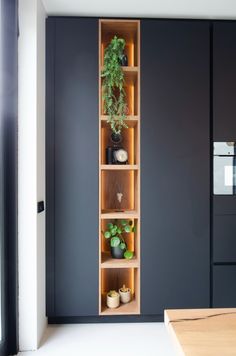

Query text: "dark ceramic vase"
[111, 246, 125, 259]
[120, 54, 128, 66]
[111, 132, 122, 144]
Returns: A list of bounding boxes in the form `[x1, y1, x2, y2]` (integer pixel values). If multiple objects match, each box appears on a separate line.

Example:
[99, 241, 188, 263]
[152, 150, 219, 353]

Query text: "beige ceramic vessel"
[119, 287, 131, 304]
[106, 291, 120, 308]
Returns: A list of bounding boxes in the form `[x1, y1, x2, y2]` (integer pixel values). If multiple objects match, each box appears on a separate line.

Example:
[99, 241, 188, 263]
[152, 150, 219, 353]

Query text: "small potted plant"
[106, 290, 120, 309]
[103, 220, 135, 259]
[119, 284, 131, 304]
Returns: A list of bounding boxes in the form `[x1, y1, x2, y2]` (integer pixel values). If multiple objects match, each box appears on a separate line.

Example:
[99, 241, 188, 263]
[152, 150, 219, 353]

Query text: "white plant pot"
[106, 293, 120, 309]
[119, 288, 131, 304]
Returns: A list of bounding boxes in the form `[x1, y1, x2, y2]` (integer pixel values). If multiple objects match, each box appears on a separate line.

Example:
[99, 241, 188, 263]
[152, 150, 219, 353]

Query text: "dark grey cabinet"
[213, 215, 236, 262]
[212, 23, 236, 306]
[46, 18, 99, 317]
[141, 20, 210, 315]
[213, 22, 236, 140]
[213, 266, 236, 307]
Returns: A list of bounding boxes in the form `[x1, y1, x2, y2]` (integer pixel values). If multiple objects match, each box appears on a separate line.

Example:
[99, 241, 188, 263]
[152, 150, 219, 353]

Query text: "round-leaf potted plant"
[119, 284, 131, 304]
[103, 220, 135, 259]
[101, 36, 128, 136]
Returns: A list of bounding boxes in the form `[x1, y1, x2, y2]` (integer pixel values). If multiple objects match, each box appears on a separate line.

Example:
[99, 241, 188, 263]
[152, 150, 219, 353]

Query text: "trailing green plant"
[101, 36, 128, 135]
[103, 220, 136, 259]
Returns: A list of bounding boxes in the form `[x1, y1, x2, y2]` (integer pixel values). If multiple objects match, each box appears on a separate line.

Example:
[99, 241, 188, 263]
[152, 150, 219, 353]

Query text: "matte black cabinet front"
[46, 18, 99, 317]
[212, 22, 236, 306]
[141, 20, 210, 315]
[213, 266, 236, 307]
[213, 22, 236, 140]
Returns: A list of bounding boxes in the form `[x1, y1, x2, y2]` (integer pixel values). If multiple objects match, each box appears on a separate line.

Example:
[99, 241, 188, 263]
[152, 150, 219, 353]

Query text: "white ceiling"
[42, 0, 236, 19]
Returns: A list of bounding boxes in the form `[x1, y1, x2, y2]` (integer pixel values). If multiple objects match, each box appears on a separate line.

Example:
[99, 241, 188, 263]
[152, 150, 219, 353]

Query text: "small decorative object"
[120, 54, 128, 66]
[106, 132, 128, 164]
[103, 220, 135, 259]
[101, 36, 128, 135]
[119, 284, 131, 304]
[106, 146, 114, 164]
[113, 148, 128, 164]
[111, 132, 122, 144]
[116, 192, 125, 211]
[117, 192, 123, 204]
[106, 290, 120, 309]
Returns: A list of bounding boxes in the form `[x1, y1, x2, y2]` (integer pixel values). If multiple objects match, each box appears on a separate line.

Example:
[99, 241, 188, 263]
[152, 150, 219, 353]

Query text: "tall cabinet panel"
[46, 18, 99, 316]
[213, 22, 236, 307]
[141, 20, 210, 315]
[213, 22, 236, 141]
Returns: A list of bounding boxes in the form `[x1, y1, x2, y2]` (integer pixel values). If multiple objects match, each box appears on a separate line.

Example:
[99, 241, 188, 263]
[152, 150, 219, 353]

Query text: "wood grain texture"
[165, 308, 236, 356]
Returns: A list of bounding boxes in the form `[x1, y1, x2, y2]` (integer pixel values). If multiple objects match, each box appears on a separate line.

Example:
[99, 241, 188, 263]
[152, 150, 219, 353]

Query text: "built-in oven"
[214, 142, 236, 195]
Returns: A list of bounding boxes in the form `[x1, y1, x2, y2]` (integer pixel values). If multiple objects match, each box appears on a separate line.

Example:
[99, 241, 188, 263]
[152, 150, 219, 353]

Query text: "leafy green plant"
[101, 36, 128, 135]
[103, 220, 136, 259]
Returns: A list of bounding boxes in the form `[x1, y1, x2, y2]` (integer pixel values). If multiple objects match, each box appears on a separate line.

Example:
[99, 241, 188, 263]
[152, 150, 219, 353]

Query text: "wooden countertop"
[165, 308, 236, 356]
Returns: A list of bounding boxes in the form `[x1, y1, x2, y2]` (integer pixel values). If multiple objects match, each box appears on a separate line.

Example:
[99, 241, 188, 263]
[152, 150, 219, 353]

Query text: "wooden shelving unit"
[99, 19, 140, 316]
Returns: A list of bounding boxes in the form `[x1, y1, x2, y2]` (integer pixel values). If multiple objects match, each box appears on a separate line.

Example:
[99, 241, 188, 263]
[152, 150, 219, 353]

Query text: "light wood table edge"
[164, 310, 186, 356]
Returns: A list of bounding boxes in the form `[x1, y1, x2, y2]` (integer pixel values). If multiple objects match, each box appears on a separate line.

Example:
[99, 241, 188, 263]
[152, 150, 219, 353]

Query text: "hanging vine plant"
[101, 36, 128, 135]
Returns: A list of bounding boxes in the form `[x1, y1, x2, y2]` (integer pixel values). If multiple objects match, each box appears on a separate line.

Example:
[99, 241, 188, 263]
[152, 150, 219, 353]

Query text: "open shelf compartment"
[101, 120, 139, 165]
[100, 218, 140, 267]
[101, 69, 139, 117]
[100, 20, 139, 67]
[101, 170, 139, 213]
[100, 267, 140, 315]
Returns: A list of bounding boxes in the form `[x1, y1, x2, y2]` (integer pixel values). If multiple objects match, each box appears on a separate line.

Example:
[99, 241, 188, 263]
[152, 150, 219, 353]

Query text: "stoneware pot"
[106, 291, 120, 309]
[111, 132, 122, 144]
[111, 246, 124, 259]
[120, 54, 128, 66]
[119, 287, 131, 304]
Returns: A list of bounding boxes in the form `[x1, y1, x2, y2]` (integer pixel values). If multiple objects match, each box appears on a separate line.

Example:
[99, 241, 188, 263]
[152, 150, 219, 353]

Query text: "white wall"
[18, 0, 47, 350]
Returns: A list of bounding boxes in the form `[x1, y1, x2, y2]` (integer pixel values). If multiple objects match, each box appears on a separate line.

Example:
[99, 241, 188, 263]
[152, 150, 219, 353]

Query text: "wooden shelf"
[101, 115, 139, 122]
[101, 210, 139, 219]
[99, 19, 140, 316]
[101, 252, 139, 268]
[100, 297, 139, 315]
[101, 66, 138, 81]
[101, 164, 138, 170]
[101, 66, 138, 72]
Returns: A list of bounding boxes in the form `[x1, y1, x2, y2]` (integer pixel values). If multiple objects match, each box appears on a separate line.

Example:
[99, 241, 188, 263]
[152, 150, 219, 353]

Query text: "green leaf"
[124, 250, 133, 259]
[119, 242, 126, 250]
[132, 226, 136, 233]
[110, 236, 120, 247]
[107, 223, 113, 229]
[104, 231, 111, 239]
[111, 226, 117, 236]
[121, 219, 128, 226]
[117, 228, 122, 234]
[124, 225, 131, 233]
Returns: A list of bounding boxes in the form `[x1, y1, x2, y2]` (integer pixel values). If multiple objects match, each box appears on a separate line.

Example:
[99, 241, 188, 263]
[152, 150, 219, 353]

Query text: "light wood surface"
[101, 252, 139, 268]
[100, 211, 139, 219]
[101, 115, 139, 127]
[165, 308, 236, 356]
[100, 164, 138, 170]
[101, 297, 139, 315]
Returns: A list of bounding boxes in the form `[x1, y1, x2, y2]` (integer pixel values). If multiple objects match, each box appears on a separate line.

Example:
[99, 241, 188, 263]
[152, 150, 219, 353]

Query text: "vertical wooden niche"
[99, 19, 140, 315]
